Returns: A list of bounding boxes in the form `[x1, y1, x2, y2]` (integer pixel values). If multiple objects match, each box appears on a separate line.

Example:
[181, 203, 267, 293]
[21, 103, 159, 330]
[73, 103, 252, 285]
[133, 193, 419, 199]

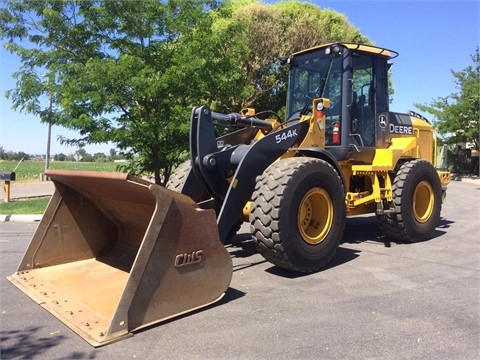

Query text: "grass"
[0, 160, 121, 181]
[1, 160, 124, 214]
[0, 197, 50, 214]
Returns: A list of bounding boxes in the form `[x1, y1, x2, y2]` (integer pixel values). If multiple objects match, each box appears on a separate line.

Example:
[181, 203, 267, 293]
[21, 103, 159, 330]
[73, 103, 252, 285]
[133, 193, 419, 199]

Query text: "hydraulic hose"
[211, 111, 272, 132]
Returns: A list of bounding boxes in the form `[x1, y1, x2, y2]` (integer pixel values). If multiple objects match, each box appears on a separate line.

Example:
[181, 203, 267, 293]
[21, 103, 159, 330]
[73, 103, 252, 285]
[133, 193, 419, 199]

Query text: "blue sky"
[1, 0, 479, 155]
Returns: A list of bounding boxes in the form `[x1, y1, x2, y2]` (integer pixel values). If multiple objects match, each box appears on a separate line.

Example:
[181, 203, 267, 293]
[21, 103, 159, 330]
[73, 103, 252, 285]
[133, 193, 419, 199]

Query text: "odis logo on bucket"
[174, 250, 204, 268]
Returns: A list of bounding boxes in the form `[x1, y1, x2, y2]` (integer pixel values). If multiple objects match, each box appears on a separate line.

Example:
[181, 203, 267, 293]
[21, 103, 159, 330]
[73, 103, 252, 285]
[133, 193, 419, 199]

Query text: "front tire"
[376, 159, 442, 242]
[249, 157, 346, 272]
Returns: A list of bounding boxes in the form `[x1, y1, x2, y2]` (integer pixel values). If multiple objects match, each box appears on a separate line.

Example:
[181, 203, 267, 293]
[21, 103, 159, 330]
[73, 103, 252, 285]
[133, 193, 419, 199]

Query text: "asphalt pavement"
[0, 180, 479, 359]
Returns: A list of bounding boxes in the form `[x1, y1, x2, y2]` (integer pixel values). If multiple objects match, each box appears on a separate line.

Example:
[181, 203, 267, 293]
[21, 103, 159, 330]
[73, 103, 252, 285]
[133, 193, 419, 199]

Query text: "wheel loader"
[8, 43, 450, 346]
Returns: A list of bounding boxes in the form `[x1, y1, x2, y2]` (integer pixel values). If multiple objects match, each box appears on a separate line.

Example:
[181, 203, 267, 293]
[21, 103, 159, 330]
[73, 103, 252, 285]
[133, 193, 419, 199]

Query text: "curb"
[451, 177, 479, 184]
[1, 177, 477, 222]
[0, 214, 43, 222]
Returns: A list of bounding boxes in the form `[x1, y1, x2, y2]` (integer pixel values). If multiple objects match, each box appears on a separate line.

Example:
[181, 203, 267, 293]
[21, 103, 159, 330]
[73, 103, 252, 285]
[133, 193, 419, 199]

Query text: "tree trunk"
[151, 146, 162, 185]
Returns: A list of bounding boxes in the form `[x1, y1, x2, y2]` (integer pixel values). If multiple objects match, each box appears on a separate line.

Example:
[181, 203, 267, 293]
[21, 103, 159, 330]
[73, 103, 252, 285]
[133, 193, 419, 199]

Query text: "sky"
[0, 0, 479, 156]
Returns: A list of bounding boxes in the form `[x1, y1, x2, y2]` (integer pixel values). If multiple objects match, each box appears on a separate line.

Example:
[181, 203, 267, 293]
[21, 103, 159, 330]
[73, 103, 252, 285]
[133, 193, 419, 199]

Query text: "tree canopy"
[1, 0, 369, 184]
[210, 0, 370, 113]
[415, 48, 480, 150]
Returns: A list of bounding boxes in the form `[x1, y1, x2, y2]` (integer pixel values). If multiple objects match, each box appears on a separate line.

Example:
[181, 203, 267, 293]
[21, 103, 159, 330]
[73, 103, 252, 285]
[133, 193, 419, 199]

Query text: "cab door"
[349, 52, 390, 163]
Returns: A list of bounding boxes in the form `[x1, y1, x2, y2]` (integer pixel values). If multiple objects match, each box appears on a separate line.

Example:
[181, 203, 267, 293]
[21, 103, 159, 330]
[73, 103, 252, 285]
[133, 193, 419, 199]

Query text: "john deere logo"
[174, 250, 204, 268]
[379, 115, 387, 128]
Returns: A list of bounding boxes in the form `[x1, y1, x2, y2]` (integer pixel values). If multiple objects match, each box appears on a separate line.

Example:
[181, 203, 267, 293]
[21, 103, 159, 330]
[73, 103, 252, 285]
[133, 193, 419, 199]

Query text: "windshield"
[286, 49, 343, 119]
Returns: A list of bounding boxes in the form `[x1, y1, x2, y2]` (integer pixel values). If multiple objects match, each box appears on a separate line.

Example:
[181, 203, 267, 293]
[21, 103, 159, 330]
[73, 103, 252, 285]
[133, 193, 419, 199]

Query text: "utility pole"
[45, 94, 52, 174]
[44, 73, 54, 179]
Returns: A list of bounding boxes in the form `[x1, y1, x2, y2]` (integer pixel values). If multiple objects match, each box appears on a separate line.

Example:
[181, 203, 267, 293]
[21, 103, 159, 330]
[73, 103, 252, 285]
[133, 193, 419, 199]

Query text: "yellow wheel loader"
[8, 43, 450, 346]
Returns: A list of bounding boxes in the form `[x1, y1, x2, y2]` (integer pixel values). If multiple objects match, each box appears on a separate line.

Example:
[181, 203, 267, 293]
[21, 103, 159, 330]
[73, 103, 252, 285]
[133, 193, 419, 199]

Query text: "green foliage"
[415, 48, 479, 150]
[0, 197, 50, 215]
[1, 0, 370, 184]
[0, 160, 120, 181]
[0, 147, 30, 161]
[93, 152, 107, 162]
[1, 0, 219, 185]
[207, 0, 371, 112]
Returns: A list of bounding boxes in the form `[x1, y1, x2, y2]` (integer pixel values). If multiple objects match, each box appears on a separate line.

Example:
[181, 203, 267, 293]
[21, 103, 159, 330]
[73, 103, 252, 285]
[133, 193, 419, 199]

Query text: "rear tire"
[167, 160, 242, 241]
[249, 157, 346, 272]
[166, 160, 210, 202]
[376, 159, 442, 242]
[166, 161, 191, 192]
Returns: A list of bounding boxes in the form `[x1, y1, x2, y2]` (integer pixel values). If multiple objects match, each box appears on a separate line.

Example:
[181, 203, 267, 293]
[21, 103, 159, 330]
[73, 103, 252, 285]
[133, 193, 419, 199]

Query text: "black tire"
[376, 159, 442, 242]
[249, 157, 346, 273]
[166, 160, 211, 202]
[167, 160, 242, 241]
[166, 160, 192, 193]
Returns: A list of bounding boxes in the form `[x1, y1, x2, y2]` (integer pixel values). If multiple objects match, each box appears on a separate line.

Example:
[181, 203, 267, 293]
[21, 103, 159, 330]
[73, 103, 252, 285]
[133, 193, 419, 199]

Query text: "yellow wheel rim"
[298, 187, 333, 245]
[413, 180, 434, 223]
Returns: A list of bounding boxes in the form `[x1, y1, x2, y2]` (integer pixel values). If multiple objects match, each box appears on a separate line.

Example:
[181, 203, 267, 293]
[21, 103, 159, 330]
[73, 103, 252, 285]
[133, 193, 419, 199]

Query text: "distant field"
[0, 160, 123, 181]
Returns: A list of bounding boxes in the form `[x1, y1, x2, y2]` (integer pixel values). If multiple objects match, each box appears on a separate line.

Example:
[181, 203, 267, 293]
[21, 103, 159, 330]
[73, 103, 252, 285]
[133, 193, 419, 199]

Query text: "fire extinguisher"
[332, 121, 340, 144]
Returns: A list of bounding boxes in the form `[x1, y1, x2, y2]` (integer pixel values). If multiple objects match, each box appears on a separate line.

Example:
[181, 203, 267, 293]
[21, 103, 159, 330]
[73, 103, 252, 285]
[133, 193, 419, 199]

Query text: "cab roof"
[292, 42, 399, 59]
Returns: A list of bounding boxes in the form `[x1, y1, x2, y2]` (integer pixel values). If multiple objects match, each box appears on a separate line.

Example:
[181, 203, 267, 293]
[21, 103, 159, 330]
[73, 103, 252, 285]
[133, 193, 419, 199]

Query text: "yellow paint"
[292, 42, 393, 58]
[3, 181, 11, 203]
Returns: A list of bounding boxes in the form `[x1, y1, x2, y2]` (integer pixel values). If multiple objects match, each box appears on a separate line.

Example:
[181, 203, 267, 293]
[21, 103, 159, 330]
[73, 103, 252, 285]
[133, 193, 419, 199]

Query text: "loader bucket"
[7, 170, 232, 347]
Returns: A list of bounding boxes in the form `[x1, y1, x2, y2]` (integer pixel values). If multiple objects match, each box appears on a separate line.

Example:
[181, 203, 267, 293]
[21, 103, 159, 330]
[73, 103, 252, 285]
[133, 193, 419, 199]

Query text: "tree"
[94, 152, 107, 162]
[1, 0, 219, 184]
[75, 147, 94, 162]
[415, 48, 479, 150]
[0, 149, 29, 161]
[55, 153, 67, 161]
[1, 0, 369, 184]
[206, 0, 370, 114]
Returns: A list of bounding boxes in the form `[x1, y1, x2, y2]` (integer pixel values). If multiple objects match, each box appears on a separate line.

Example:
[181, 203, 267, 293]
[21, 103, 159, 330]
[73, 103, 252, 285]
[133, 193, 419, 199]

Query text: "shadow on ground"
[227, 215, 454, 277]
[0, 326, 96, 359]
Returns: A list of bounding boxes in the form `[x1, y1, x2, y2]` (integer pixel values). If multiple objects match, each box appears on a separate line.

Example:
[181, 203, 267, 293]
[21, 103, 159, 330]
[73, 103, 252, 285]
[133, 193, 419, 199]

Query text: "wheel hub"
[413, 180, 434, 223]
[298, 187, 333, 245]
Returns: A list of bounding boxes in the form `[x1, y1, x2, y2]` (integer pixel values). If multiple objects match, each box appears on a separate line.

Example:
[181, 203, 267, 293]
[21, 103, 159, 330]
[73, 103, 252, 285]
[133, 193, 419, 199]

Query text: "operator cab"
[286, 43, 398, 163]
